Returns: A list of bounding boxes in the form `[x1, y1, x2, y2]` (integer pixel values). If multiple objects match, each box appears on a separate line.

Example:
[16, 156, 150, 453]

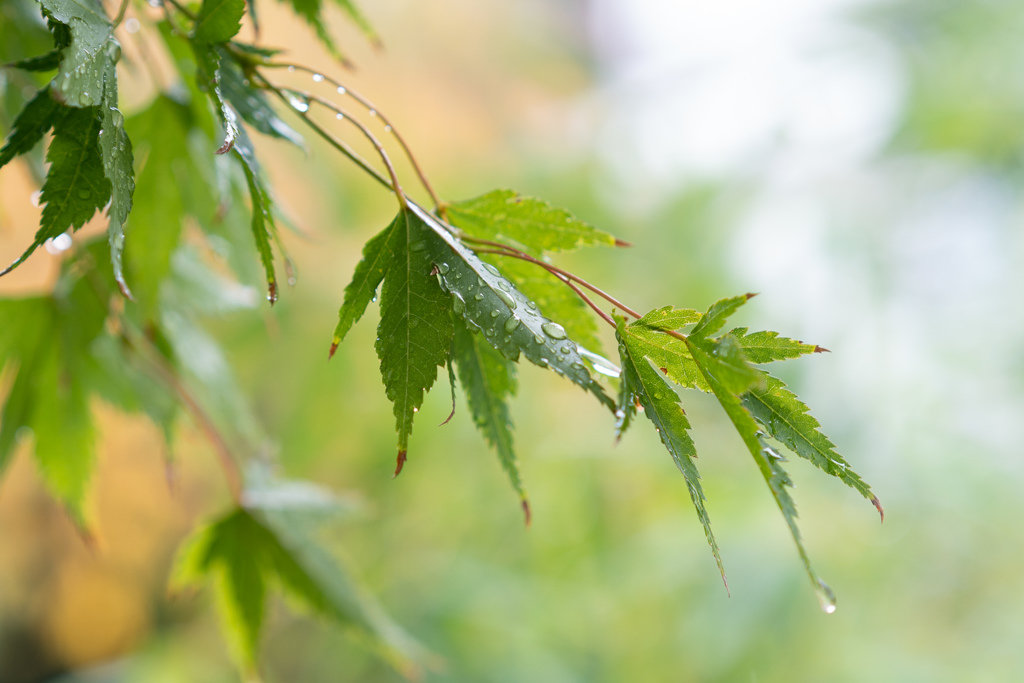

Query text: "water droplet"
[526, 301, 538, 311]
[495, 289, 516, 310]
[560, 345, 570, 354]
[439, 263, 450, 274]
[534, 335, 544, 344]
[44, 232, 73, 254]
[105, 38, 122, 63]
[542, 322, 567, 339]
[409, 240, 426, 252]
[474, 293, 484, 301]
[336, 113, 344, 120]
[336, 86, 347, 95]
[369, 109, 377, 117]
[59, 74, 71, 92]
[384, 125, 392, 132]
[817, 580, 837, 614]
[413, 407, 418, 413]
[312, 73, 325, 82]
[452, 293, 466, 315]
[287, 65, 296, 73]
[497, 280, 511, 292]
[77, 188, 91, 199]
[504, 317, 521, 333]
[78, 91, 92, 106]
[485, 328, 495, 336]
[482, 263, 500, 276]
[110, 107, 124, 128]
[30, 190, 42, 207]
[288, 95, 309, 113]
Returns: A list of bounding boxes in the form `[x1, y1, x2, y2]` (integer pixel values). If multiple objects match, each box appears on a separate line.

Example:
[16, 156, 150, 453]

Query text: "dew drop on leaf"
[483, 263, 500, 276]
[474, 293, 484, 301]
[541, 322, 567, 339]
[504, 317, 521, 333]
[490, 309, 499, 317]
[495, 289, 516, 310]
[452, 293, 466, 315]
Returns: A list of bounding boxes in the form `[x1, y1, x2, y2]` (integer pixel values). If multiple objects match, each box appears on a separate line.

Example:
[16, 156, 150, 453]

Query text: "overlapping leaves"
[616, 294, 880, 606]
[172, 471, 424, 675]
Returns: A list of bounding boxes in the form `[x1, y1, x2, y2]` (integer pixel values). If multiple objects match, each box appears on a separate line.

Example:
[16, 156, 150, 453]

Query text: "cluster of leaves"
[0, 0, 881, 676]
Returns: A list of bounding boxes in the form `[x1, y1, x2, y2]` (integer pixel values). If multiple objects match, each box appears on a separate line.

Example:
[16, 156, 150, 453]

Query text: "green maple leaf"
[0, 87, 60, 169]
[743, 374, 882, 517]
[685, 332, 836, 611]
[172, 474, 424, 674]
[634, 305, 702, 330]
[616, 316, 727, 587]
[217, 51, 304, 147]
[193, 0, 246, 44]
[39, 0, 116, 109]
[415, 205, 615, 411]
[451, 319, 527, 519]
[446, 189, 619, 256]
[279, 0, 380, 64]
[1, 105, 111, 277]
[730, 327, 825, 363]
[98, 59, 135, 298]
[374, 208, 455, 470]
[331, 219, 403, 351]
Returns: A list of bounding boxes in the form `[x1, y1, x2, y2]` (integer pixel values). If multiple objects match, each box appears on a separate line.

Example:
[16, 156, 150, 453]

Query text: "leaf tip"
[813, 345, 831, 354]
[215, 139, 236, 155]
[522, 499, 532, 528]
[745, 292, 759, 300]
[267, 281, 278, 305]
[614, 238, 633, 248]
[328, 340, 340, 359]
[871, 495, 884, 523]
[393, 450, 407, 478]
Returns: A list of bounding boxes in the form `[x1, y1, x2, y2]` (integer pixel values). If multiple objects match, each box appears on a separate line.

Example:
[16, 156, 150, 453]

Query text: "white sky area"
[584, 0, 1024, 480]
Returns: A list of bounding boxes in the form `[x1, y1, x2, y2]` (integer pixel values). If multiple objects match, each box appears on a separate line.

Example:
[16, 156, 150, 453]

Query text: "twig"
[122, 327, 243, 503]
[278, 85, 408, 209]
[467, 239, 643, 318]
[112, 0, 131, 27]
[261, 61, 443, 213]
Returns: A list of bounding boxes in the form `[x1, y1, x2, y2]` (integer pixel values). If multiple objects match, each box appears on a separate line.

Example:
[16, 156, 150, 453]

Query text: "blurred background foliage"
[1, 0, 1023, 681]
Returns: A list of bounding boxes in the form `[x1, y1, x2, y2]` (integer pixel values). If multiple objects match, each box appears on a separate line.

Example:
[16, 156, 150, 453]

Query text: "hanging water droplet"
[368, 109, 377, 117]
[110, 108, 124, 128]
[287, 65, 296, 73]
[490, 309, 499, 318]
[474, 293, 484, 301]
[44, 232, 73, 254]
[482, 263, 500, 276]
[105, 38, 122, 63]
[504, 317, 521, 333]
[534, 335, 544, 344]
[312, 73, 325, 82]
[452, 293, 466, 315]
[336, 113, 344, 120]
[336, 86, 346, 95]
[78, 91, 92, 106]
[497, 280, 511, 292]
[541, 322, 567, 339]
[438, 263, 450, 274]
[409, 240, 426, 252]
[817, 580, 837, 614]
[495, 289, 516, 310]
[560, 345, 570, 354]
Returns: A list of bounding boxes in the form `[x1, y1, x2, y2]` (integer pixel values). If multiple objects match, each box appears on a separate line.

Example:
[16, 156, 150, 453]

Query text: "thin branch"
[473, 249, 617, 328]
[121, 327, 243, 503]
[278, 85, 408, 209]
[261, 61, 443, 213]
[467, 238, 644, 319]
[111, 0, 131, 26]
